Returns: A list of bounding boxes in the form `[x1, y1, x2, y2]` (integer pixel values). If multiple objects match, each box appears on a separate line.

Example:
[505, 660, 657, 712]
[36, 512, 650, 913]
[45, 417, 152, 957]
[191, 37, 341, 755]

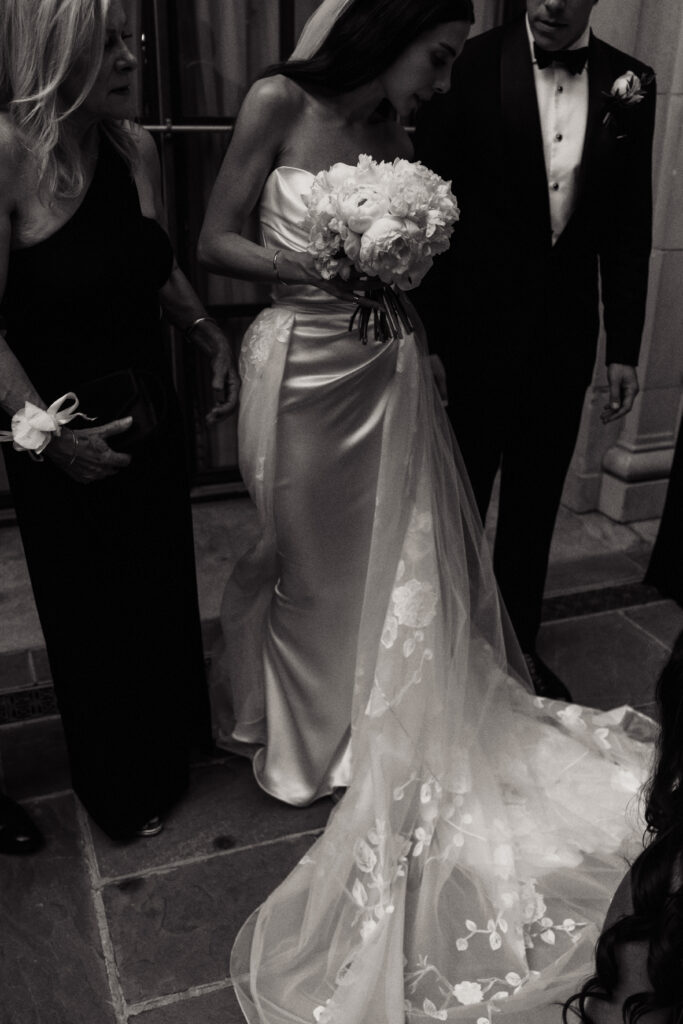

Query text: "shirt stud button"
[557, 85, 564, 93]
[551, 182, 560, 191]
[555, 133, 563, 142]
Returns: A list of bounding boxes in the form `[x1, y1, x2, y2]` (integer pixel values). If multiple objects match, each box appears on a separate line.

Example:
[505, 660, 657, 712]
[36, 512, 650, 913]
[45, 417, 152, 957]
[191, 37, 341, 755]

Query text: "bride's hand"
[276, 253, 384, 310]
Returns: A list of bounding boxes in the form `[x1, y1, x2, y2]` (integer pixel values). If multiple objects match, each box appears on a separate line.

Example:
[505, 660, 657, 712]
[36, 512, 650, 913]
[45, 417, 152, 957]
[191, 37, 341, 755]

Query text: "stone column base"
[598, 444, 675, 521]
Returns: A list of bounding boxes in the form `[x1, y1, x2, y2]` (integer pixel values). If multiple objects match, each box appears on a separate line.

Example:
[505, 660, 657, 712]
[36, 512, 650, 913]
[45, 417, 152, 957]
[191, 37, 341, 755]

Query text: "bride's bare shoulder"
[240, 74, 308, 130]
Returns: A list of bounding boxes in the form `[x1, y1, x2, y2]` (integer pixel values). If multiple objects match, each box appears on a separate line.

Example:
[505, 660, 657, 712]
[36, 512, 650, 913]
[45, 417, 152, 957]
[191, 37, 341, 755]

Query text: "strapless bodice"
[259, 166, 350, 318]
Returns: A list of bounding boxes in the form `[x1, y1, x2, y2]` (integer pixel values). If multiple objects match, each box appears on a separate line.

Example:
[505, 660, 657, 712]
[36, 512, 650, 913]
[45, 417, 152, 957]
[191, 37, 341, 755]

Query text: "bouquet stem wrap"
[349, 286, 415, 344]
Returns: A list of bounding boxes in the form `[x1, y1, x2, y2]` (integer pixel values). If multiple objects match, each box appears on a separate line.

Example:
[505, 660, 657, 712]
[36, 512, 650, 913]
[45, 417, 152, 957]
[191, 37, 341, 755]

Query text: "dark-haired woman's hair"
[563, 631, 683, 1023]
[259, 0, 474, 95]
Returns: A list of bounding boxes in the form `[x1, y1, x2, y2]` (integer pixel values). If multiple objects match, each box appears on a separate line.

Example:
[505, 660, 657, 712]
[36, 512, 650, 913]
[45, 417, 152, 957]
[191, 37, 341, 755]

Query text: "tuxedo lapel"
[500, 19, 551, 243]
[574, 33, 613, 205]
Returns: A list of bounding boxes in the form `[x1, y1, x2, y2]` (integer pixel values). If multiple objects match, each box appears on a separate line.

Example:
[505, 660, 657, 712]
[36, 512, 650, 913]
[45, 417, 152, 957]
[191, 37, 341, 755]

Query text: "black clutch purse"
[75, 369, 167, 453]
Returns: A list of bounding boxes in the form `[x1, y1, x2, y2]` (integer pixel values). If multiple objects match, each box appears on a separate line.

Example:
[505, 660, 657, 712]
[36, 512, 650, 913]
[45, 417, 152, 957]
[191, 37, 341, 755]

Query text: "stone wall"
[564, 0, 683, 521]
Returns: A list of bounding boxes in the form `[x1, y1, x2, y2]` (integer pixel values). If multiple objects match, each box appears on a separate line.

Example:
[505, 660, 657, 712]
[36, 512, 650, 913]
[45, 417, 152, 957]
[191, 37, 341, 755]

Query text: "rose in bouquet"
[304, 154, 459, 342]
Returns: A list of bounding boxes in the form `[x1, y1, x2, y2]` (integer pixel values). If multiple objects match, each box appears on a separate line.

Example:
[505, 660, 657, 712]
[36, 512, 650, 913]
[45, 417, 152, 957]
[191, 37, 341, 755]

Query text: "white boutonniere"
[602, 70, 654, 137]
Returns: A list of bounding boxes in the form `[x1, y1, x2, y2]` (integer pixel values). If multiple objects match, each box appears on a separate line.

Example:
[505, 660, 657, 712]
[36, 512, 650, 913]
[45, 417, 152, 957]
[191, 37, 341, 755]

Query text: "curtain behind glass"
[174, 2, 285, 307]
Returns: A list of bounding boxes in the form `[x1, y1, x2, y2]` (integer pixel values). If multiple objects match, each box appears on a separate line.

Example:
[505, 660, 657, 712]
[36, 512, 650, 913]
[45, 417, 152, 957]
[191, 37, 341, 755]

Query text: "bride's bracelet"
[0, 393, 92, 461]
[273, 249, 285, 283]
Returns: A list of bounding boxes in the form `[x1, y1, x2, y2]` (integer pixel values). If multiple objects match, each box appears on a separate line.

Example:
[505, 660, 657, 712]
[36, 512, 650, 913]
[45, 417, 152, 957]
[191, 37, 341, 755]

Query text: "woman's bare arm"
[197, 77, 327, 288]
[0, 122, 45, 416]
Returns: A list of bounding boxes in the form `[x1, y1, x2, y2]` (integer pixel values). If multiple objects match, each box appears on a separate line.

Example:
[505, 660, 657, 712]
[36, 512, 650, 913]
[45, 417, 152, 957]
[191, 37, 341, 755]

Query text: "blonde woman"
[0, 0, 239, 840]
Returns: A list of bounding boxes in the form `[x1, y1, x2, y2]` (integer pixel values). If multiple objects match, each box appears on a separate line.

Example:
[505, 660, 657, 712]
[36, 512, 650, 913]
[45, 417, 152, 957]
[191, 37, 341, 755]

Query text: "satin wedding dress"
[211, 166, 656, 1022]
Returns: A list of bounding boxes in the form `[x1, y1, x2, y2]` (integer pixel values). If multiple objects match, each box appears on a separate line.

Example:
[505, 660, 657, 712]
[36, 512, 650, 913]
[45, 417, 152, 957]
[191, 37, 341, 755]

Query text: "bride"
[199, 0, 656, 1019]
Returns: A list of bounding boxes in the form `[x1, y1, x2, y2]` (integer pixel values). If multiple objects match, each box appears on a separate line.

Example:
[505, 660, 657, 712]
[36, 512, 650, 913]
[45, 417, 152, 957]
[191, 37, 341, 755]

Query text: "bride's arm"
[197, 77, 320, 288]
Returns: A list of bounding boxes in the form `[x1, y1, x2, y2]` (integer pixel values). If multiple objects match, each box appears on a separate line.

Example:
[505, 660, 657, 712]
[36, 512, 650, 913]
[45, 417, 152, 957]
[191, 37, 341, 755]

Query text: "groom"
[414, 0, 655, 700]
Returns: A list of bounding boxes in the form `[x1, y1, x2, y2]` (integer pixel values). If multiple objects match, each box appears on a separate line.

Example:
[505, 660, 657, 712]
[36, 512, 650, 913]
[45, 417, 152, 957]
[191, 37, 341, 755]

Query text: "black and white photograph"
[0, 1, 681, 1021]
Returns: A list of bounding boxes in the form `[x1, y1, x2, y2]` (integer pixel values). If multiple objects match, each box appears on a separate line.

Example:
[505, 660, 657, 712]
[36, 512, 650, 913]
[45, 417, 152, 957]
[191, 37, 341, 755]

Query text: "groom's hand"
[601, 364, 639, 424]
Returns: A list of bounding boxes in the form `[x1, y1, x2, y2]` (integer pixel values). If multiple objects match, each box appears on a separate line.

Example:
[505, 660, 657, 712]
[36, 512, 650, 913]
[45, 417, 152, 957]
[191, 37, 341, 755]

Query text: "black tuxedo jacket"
[413, 17, 656, 386]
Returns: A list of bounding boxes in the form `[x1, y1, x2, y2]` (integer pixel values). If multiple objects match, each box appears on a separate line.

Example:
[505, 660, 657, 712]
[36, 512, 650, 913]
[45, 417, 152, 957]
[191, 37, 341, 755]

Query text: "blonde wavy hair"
[0, 0, 137, 199]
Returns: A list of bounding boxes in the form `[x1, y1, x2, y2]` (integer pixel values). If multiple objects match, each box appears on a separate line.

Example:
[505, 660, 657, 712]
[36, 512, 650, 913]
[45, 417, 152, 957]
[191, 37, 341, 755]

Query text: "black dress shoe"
[523, 651, 573, 703]
[0, 793, 45, 855]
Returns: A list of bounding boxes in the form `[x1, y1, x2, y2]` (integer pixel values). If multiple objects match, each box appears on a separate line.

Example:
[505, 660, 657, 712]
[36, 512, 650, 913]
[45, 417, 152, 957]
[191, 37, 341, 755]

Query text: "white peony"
[304, 155, 459, 293]
[338, 185, 390, 234]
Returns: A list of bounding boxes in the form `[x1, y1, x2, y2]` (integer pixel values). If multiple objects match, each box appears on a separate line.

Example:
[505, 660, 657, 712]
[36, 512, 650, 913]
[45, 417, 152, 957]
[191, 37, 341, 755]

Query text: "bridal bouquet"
[303, 154, 459, 342]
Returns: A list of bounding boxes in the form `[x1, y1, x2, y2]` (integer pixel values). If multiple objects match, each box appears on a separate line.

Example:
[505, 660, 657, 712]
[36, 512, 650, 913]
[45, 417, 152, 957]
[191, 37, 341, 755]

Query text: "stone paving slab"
[1, 715, 71, 799]
[537, 609, 670, 712]
[623, 600, 683, 649]
[103, 836, 315, 1004]
[0, 795, 117, 1024]
[2, 598, 680, 1024]
[91, 757, 331, 880]
[544, 549, 647, 597]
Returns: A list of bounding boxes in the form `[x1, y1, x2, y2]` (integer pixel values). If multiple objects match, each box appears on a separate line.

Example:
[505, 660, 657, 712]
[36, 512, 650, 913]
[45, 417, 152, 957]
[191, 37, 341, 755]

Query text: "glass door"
[140, 0, 319, 493]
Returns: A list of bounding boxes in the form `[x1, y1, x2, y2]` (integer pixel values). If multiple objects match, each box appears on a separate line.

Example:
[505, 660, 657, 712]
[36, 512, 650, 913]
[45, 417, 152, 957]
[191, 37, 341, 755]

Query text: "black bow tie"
[534, 43, 588, 75]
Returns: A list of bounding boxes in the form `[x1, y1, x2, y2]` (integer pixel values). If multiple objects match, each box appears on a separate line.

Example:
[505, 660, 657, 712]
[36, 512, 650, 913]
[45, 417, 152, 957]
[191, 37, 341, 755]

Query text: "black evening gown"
[645, 420, 683, 605]
[1, 136, 209, 839]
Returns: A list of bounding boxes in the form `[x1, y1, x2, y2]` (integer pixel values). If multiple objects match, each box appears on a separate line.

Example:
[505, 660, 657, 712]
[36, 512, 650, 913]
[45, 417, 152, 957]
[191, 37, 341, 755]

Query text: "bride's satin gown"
[211, 167, 656, 1021]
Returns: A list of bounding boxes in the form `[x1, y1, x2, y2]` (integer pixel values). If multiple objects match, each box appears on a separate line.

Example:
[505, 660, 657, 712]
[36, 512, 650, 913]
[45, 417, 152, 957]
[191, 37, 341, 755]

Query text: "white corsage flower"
[0, 393, 92, 458]
[11, 403, 63, 453]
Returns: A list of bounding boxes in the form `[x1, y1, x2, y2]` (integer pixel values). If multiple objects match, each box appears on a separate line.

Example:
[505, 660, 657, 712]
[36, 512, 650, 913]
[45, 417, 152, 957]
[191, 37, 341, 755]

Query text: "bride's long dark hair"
[260, 0, 474, 94]
[563, 630, 683, 1023]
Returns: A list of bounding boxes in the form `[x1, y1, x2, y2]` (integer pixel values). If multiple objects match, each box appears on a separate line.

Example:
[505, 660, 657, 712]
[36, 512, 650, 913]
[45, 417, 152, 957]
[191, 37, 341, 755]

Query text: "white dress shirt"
[526, 15, 590, 245]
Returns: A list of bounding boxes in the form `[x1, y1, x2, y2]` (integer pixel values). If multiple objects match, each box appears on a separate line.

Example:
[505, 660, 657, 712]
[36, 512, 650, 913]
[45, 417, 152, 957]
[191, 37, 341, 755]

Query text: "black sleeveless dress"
[1, 137, 209, 839]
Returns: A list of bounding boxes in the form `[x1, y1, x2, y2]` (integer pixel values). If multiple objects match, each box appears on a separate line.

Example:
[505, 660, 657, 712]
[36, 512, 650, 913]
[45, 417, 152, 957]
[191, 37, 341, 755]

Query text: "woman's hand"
[188, 320, 241, 424]
[45, 418, 133, 483]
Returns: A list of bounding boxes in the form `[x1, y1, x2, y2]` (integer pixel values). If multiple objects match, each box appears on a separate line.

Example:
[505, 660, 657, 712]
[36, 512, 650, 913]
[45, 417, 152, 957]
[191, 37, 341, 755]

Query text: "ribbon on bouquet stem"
[0, 393, 94, 459]
[348, 286, 415, 344]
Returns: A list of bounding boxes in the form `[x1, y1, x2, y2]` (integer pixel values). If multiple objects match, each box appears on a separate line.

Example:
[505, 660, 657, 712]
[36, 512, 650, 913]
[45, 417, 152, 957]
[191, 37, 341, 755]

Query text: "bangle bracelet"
[185, 315, 218, 340]
[273, 249, 285, 283]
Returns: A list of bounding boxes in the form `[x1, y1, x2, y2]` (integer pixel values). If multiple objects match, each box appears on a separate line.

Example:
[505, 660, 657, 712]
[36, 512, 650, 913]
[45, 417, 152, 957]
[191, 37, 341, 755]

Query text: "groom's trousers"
[444, 343, 590, 652]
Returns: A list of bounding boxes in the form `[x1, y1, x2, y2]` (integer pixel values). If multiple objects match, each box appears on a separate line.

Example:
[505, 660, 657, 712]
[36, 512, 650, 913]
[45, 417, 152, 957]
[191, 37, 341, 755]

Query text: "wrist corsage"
[603, 70, 654, 138]
[0, 393, 93, 460]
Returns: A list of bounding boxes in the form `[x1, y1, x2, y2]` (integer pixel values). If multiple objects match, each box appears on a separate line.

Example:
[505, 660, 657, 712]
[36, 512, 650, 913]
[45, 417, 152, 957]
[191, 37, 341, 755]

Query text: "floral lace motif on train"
[366, 509, 437, 718]
[239, 308, 294, 380]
